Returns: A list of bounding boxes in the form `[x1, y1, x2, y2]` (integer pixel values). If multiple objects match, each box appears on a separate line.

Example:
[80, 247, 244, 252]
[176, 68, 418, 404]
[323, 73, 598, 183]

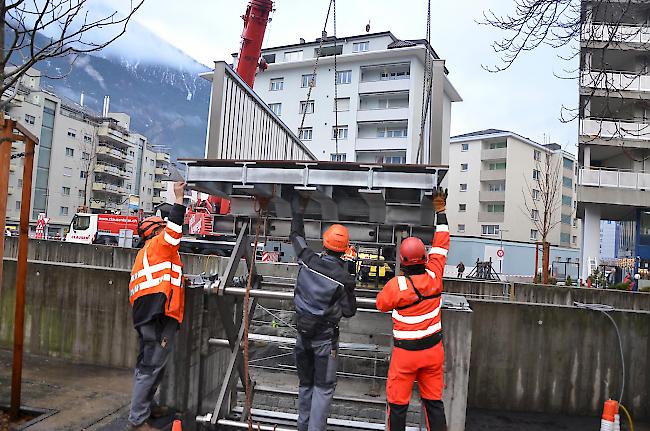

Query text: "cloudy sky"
[107, 0, 579, 152]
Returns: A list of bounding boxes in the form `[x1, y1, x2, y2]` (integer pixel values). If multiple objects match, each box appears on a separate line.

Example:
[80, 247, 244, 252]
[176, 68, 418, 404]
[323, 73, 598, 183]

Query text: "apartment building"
[3, 69, 169, 236]
[447, 129, 580, 249]
[578, 1, 650, 279]
[243, 31, 461, 164]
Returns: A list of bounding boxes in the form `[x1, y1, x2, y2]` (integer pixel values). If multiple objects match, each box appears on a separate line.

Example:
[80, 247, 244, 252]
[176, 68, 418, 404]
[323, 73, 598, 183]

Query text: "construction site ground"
[2, 349, 648, 431]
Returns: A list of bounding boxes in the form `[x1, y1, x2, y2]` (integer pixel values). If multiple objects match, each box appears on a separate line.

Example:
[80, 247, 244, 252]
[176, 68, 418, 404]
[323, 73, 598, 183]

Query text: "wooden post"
[9, 137, 35, 420]
[0, 118, 12, 298]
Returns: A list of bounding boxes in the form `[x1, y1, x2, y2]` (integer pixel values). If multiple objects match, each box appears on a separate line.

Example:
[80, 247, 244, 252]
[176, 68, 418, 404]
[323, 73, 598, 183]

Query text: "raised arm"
[156, 181, 186, 250]
[290, 195, 317, 264]
[426, 188, 449, 278]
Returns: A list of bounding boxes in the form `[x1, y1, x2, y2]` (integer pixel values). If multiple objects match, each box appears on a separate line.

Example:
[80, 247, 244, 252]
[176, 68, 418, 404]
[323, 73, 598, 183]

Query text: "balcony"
[479, 191, 506, 202]
[95, 163, 128, 178]
[90, 201, 105, 210]
[481, 148, 507, 160]
[153, 181, 164, 189]
[585, 22, 650, 45]
[480, 169, 507, 181]
[358, 79, 410, 94]
[579, 168, 650, 190]
[96, 145, 128, 162]
[98, 124, 130, 147]
[92, 181, 125, 195]
[581, 70, 650, 93]
[355, 137, 408, 151]
[357, 107, 410, 123]
[154, 167, 169, 176]
[580, 118, 650, 141]
[156, 152, 171, 163]
[478, 212, 505, 223]
[152, 196, 163, 205]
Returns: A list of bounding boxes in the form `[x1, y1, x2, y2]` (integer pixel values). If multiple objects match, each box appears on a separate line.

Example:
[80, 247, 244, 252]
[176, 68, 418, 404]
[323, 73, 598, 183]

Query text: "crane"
[236, 0, 274, 88]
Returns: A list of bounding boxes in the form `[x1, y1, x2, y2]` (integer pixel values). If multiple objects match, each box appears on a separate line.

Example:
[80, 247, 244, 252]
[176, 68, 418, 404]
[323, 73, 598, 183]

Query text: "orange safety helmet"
[323, 224, 350, 253]
[138, 216, 165, 240]
[400, 237, 427, 266]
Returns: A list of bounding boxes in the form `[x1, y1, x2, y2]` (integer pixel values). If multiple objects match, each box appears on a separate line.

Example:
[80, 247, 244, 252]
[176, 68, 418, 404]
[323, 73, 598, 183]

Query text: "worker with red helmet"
[376, 188, 449, 431]
[127, 181, 187, 431]
[290, 195, 357, 431]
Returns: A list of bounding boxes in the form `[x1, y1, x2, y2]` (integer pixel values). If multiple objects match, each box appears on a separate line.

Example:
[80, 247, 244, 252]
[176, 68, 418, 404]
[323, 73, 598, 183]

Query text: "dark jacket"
[291, 212, 357, 340]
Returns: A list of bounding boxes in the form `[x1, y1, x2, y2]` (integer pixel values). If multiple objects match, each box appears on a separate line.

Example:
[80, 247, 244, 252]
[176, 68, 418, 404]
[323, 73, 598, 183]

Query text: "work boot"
[127, 421, 161, 431]
[150, 405, 171, 418]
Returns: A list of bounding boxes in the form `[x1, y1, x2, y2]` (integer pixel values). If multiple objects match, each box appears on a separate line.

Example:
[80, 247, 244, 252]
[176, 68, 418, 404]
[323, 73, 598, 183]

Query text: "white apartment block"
[241, 31, 461, 164]
[578, 1, 650, 279]
[3, 68, 170, 236]
[447, 130, 581, 249]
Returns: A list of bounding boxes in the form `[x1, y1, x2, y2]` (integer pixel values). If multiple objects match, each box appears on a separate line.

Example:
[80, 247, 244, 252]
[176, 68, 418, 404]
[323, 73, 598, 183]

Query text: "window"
[262, 53, 276, 64]
[65, 147, 74, 157]
[489, 182, 506, 192]
[15, 201, 20, 210]
[335, 97, 350, 112]
[24, 114, 35, 125]
[331, 153, 347, 162]
[380, 70, 410, 80]
[299, 127, 313, 141]
[488, 162, 506, 170]
[127, 184, 132, 191]
[489, 141, 507, 149]
[533, 169, 540, 180]
[150, 159, 154, 167]
[482, 225, 499, 236]
[460, 184, 468, 192]
[84, 135, 92, 143]
[315, 45, 342, 57]
[129, 150, 135, 157]
[573, 219, 577, 228]
[352, 41, 370, 52]
[532, 189, 540, 200]
[78, 190, 84, 198]
[336, 70, 352, 84]
[381, 155, 406, 164]
[377, 126, 407, 138]
[461, 143, 469, 152]
[80, 171, 87, 179]
[59, 206, 69, 216]
[461, 163, 468, 172]
[530, 229, 539, 240]
[63, 167, 72, 177]
[301, 74, 316, 88]
[563, 158, 574, 169]
[534, 150, 541, 161]
[149, 173, 153, 180]
[17, 179, 22, 187]
[562, 195, 572, 206]
[458, 224, 466, 233]
[572, 235, 577, 244]
[531, 209, 539, 220]
[82, 152, 90, 160]
[269, 103, 282, 116]
[459, 204, 467, 212]
[299, 100, 315, 114]
[563, 176, 573, 188]
[62, 186, 70, 195]
[561, 214, 572, 225]
[67, 129, 76, 138]
[148, 188, 152, 195]
[332, 126, 348, 140]
[561, 233, 571, 243]
[284, 50, 303, 62]
[270, 78, 284, 91]
[487, 203, 505, 213]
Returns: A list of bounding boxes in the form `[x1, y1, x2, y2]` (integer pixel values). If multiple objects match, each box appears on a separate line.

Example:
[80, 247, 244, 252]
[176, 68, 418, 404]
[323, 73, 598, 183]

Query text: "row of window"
[269, 98, 351, 116]
[329, 153, 407, 164]
[270, 70, 352, 91]
[274, 41, 370, 64]
[297, 125, 408, 141]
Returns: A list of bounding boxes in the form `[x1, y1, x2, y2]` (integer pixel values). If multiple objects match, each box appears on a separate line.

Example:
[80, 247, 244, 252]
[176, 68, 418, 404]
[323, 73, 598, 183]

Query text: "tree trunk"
[542, 241, 550, 284]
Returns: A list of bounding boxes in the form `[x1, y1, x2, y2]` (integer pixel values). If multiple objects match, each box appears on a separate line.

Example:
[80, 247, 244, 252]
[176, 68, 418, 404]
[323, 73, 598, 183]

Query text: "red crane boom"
[236, 0, 273, 88]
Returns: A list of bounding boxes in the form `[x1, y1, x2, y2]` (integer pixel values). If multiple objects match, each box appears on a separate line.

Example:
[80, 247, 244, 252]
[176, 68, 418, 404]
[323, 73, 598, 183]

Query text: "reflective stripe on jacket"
[129, 219, 185, 323]
[376, 222, 449, 340]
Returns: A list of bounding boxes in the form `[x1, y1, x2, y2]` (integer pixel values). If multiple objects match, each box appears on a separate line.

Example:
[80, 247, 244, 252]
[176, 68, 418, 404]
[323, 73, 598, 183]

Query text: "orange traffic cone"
[600, 399, 619, 431]
[172, 419, 182, 431]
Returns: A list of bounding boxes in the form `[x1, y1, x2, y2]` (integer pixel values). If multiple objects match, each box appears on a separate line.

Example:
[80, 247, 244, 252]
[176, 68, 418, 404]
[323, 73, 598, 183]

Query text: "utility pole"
[498, 229, 509, 274]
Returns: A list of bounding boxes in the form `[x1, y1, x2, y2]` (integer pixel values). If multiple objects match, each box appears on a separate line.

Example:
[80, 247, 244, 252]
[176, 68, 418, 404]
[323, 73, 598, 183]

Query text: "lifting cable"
[297, 0, 334, 141]
[416, 0, 433, 164]
[332, 0, 339, 156]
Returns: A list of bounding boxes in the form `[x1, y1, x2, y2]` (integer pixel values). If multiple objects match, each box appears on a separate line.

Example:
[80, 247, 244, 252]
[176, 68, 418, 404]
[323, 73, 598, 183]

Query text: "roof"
[451, 129, 509, 140]
[451, 129, 555, 153]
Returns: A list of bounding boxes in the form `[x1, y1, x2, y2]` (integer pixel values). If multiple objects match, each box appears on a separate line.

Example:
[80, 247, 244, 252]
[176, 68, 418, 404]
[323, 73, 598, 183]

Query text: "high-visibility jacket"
[376, 218, 449, 347]
[129, 219, 185, 323]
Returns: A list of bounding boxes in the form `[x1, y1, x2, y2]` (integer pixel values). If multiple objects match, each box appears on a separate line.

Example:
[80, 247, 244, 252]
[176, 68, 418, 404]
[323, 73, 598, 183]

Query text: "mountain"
[36, 24, 213, 159]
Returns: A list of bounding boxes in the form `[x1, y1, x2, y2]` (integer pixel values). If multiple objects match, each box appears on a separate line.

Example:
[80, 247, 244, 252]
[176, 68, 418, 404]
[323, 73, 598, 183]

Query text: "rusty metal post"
[0, 119, 13, 297]
[10, 137, 35, 419]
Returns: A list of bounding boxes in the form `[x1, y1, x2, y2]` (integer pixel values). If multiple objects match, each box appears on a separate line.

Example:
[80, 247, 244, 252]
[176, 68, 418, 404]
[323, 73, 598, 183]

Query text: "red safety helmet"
[138, 216, 165, 240]
[323, 224, 350, 253]
[400, 237, 427, 266]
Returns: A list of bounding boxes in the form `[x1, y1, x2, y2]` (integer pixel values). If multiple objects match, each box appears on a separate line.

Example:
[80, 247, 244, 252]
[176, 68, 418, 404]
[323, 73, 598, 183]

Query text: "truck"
[65, 213, 139, 245]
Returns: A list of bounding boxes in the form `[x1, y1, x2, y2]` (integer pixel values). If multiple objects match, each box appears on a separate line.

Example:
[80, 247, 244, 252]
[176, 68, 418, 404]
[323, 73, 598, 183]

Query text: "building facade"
[244, 31, 461, 165]
[447, 130, 581, 249]
[577, 0, 650, 279]
[3, 68, 169, 237]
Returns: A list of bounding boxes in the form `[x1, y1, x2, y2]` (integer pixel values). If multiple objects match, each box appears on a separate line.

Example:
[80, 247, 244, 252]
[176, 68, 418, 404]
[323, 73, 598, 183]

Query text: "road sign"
[497, 249, 505, 258]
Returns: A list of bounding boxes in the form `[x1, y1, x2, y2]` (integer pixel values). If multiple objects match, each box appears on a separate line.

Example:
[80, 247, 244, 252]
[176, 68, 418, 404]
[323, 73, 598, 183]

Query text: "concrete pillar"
[581, 204, 601, 280]
[583, 145, 591, 169]
[428, 60, 446, 165]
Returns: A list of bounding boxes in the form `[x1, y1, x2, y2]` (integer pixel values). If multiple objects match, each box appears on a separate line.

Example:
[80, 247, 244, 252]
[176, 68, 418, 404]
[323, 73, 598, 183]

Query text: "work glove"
[433, 187, 448, 214]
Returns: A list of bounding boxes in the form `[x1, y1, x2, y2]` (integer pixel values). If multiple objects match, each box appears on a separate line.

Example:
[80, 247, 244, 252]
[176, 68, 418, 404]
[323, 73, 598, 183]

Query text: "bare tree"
[522, 152, 562, 284]
[482, 0, 650, 142]
[0, 0, 144, 111]
[78, 133, 97, 212]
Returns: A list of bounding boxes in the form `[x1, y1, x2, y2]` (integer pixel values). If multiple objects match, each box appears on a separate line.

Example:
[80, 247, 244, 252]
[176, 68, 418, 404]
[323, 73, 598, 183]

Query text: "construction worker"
[290, 195, 357, 431]
[127, 181, 187, 431]
[376, 188, 449, 431]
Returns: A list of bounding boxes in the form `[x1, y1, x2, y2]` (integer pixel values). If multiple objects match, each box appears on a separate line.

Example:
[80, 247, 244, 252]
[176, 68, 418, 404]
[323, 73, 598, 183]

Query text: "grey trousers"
[128, 317, 178, 426]
[294, 335, 338, 431]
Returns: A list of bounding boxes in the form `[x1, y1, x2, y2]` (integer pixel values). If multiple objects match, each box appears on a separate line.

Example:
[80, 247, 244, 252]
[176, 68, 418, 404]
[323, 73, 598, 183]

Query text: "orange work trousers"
[386, 341, 444, 404]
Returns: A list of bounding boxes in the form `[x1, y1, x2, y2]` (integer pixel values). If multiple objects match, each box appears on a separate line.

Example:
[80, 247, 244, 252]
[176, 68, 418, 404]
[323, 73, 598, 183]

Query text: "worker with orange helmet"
[290, 195, 357, 431]
[376, 188, 449, 431]
[127, 181, 187, 431]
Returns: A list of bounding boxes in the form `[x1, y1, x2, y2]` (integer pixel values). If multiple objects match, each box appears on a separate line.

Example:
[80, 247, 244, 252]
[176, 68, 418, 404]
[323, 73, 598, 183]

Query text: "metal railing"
[578, 167, 650, 190]
[204, 62, 316, 161]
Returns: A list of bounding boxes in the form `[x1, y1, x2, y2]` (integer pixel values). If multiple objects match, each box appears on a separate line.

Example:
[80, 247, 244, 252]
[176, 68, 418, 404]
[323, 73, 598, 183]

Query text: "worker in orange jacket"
[376, 188, 449, 431]
[127, 182, 186, 431]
